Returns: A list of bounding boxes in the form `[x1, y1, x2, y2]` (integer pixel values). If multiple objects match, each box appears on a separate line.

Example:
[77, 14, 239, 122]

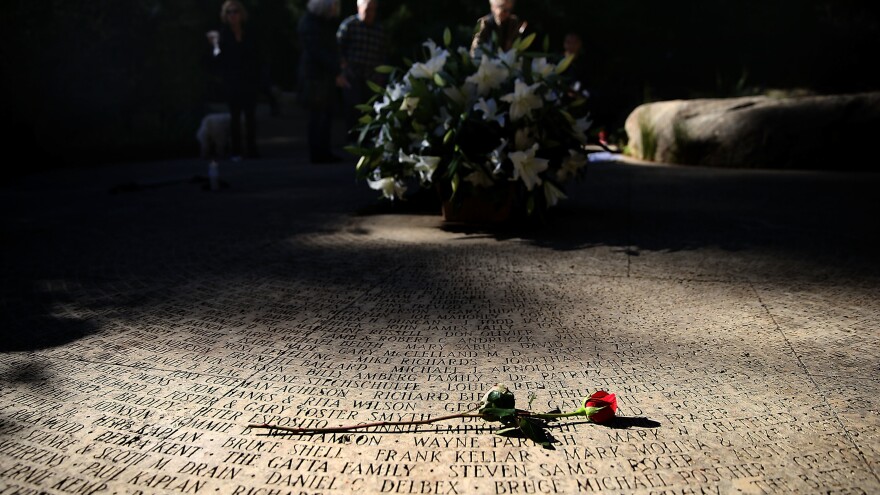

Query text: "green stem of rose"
[247, 406, 603, 435]
[247, 409, 484, 435]
[527, 406, 603, 421]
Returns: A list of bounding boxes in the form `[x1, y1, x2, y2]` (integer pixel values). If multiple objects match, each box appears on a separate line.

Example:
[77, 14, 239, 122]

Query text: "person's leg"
[317, 108, 332, 158]
[342, 76, 365, 142]
[308, 109, 323, 160]
[228, 99, 243, 158]
[244, 101, 259, 158]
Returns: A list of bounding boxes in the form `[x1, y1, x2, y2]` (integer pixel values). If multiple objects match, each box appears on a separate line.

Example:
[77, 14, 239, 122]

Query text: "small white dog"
[196, 113, 248, 159]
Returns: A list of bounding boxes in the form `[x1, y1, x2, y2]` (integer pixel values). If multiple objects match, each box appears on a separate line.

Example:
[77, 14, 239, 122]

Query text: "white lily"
[508, 143, 549, 191]
[376, 83, 408, 114]
[556, 149, 588, 182]
[424, 39, 443, 59]
[489, 139, 509, 174]
[409, 48, 449, 79]
[401, 96, 420, 116]
[466, 56, 509, 96]
[375, 125, 393, 148]
[500, 79, 543, 121]
[543, 181, 568, 206]
[496, 48, 520, 70]
[413, 155, 441, 183]
[573, 116, 593, 142]
[398, 148, 416, 163]
[474, 98, 506, 127]
[368, 177, 407, 201]
[373, 96, 390, 114]
[531, 57, 556, 79]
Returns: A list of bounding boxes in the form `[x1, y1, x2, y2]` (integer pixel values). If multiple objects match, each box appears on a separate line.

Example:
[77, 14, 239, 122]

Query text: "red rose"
[584, 391, 617, 423]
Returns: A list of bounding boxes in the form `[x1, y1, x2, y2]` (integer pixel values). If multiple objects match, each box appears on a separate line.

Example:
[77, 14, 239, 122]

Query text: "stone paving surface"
[1, 116, 879, 494]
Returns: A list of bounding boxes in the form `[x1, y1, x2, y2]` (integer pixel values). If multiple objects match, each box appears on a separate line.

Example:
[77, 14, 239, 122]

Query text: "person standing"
[471, 0, 527, 54]
[563, 32, 590, 100]
[298, 0, 348, 163]
[208, 0, 262, 160]
[337, 0, 388, 139]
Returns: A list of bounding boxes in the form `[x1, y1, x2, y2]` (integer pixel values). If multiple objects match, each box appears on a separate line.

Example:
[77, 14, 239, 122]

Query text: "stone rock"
[624, 92, 880, 169]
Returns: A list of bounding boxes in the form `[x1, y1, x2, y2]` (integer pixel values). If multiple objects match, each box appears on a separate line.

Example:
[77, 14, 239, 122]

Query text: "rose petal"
[584, 391, 617, 423]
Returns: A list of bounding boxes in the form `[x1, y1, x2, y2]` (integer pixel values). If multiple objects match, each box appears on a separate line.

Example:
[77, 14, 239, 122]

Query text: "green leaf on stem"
[354, 104, 374, 112]
[433, 73, 446, 87]
[344, 145, 371, 156]
[555, 54, 574, 75]
[479, 407, 517, 423]
[356, 155, 371, 174]
[375, 65, 396, 74]
[518, 417, 554, 450]
[443, 27, 452, 47]
[542, 34, 550, 53]
[366, 80, 385, 94]
[517, 33, 537, 52]
[358, 114, 374, 125]
[446, 156, 459, 175]
[559, 109, 576, 126]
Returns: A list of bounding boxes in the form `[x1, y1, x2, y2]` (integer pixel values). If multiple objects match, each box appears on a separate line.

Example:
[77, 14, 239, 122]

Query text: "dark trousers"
[303, 78, 336, 161]
[308, 108, 333, 160]
[342, 75, 368, 140]
[228, 98, 258, 157]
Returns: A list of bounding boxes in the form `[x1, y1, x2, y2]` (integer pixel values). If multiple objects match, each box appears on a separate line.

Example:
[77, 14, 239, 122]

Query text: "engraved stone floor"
[1, 131, 879, 494]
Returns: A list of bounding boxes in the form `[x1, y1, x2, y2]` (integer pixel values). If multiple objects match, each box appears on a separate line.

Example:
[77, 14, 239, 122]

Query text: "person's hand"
[336, 74, 351, 89]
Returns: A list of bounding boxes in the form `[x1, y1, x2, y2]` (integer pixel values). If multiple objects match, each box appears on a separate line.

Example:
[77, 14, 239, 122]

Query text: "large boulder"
[624, 92, 880, 169]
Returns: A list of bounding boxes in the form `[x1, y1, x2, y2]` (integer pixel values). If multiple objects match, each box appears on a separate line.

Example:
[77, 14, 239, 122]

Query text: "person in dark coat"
[337, 0, 388, 142]
[299, 0, 348, 163]
[471, 0, 527, 54]
[564, 32, 590, 100]
[208, 0, 262, 159]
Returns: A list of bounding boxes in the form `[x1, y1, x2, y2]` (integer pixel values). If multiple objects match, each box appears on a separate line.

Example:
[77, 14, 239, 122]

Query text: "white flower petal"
[556, 149, 587, 182]
[414, 156, 440, 183]
[465, 57, 509, 96]
[500, 79, 543, 121]
[401, 96, 420, 116]
[543, 181, 567, 206]
[508, 143, 549, 191]
[531, 57, 556, 79]
[368, 177, 407, 200]
[464, 169, 494, 188]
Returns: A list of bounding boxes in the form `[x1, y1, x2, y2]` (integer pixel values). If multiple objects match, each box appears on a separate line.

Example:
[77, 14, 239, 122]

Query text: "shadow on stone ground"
[2, 109, 879, 351]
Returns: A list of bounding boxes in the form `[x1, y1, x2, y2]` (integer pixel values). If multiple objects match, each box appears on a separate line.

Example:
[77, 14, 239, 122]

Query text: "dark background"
[3, 0, 878, 168]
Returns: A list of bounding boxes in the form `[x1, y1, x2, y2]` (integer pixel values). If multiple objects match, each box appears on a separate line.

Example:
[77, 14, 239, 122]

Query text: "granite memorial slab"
[1, 159, 878, 494]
